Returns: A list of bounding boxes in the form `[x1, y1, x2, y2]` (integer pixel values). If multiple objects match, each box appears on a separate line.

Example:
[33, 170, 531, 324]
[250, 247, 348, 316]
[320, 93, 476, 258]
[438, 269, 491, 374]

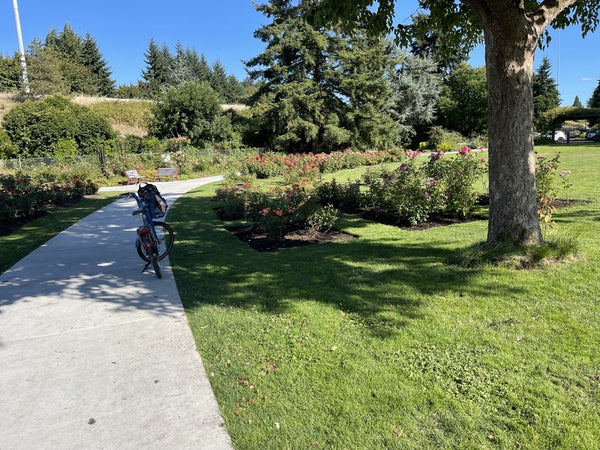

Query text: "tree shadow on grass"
[169, 193, 526, 339]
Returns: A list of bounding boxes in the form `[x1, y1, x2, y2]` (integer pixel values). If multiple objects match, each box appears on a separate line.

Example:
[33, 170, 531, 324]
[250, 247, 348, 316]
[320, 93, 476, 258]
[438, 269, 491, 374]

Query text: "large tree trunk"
[479, 9, 543, 245]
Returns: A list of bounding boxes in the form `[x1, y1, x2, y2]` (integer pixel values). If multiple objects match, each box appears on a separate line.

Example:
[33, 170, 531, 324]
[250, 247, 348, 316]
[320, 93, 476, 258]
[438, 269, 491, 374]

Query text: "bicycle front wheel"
[136, 221, 174, 262]
[151, 251, 162, 279]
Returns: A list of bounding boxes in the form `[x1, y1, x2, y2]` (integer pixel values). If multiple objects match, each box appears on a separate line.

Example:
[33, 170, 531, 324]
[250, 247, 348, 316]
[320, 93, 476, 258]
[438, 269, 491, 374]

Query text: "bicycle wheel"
[136, 221, 174, 262]
[151, 251, 162, 279]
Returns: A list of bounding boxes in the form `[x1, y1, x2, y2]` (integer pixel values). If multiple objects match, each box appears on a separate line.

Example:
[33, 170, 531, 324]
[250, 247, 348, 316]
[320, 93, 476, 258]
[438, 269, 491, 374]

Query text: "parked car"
[544, 130, 568, 143]
[586, 130, 598, 141]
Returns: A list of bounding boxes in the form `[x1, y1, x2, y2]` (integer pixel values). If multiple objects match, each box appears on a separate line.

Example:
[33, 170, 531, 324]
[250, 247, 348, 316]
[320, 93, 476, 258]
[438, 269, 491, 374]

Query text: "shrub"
[425, 147, 488, 218]
[2, 95, 115, 157]
[314, 179, 362, 211]
[306, 204, 339, 233]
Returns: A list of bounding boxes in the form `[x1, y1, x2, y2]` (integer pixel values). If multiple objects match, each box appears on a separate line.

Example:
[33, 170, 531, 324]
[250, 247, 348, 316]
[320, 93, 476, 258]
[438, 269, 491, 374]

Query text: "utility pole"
[12, 0, 30, 94]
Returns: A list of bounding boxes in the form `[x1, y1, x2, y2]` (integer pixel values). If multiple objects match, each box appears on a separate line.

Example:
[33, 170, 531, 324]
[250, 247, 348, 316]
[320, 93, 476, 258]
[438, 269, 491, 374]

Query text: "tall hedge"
[1, 95, 115, 157]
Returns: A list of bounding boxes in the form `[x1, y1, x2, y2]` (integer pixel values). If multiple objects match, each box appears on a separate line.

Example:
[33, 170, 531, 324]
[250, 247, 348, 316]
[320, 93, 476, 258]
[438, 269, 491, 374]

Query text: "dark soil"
[227, 226, 356, 252]
[219, 197, 582, 252]
[0, 210, 49, 236]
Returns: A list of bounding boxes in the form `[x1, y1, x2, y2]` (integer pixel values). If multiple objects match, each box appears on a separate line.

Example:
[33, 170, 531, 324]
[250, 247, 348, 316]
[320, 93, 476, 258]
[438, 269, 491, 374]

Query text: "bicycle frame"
[121, 191, 163, 277]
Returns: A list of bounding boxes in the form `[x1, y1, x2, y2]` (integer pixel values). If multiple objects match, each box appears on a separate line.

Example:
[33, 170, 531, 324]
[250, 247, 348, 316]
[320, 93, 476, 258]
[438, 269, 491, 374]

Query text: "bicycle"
[120, 184, 174, 278]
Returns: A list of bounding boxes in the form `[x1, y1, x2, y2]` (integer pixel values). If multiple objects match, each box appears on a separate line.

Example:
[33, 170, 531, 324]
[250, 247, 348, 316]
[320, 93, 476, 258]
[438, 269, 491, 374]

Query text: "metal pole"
[12, 0, 30, 94]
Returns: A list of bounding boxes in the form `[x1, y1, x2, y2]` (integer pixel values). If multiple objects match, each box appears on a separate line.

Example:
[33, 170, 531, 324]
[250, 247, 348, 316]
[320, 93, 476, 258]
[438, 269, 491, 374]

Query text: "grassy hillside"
[0, 93, 151, 137]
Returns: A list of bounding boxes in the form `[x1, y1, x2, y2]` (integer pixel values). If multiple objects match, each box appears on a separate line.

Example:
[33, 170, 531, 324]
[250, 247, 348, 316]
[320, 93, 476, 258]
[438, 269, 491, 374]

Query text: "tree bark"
[466, 0, 579, 245]
[484, 26, 542, 245]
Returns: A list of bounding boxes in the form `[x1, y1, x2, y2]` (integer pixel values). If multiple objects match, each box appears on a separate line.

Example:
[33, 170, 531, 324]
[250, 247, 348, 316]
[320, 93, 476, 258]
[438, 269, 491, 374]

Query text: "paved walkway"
[0, 177, 233, 449]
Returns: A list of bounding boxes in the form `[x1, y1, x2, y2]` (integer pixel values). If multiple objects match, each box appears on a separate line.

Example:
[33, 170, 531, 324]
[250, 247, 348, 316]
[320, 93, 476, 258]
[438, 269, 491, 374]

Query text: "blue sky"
[1, 1, 599, 105]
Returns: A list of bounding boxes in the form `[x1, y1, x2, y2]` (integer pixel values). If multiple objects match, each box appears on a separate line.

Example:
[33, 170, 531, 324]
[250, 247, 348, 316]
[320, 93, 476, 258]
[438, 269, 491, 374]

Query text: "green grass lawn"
[2, 144, 598, 448]
[168, 143, 600, 449]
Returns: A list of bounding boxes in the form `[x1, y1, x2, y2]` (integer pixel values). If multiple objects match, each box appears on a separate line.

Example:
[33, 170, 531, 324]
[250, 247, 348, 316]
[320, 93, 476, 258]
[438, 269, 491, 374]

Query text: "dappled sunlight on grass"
[169, 174, 600, 447]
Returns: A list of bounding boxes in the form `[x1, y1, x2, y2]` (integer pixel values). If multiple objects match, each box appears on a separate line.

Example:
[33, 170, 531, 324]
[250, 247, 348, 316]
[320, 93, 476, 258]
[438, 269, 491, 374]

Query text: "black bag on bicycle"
[138, 183, 168, 218]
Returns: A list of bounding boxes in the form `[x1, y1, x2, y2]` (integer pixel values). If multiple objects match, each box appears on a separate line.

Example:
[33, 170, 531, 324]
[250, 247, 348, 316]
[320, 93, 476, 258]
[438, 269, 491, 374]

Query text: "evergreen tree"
[572, 95, 583, 107]
[141, 38, 172, 97]
[210, 60, 229, 99]
[26, 39, 67, 96]
[0, 54, 22, 92]
[246, 0, 340, 152]
[336, 34, 398, 149]
[588, 78, 600, 108]
[532, 56, 560, 119]
[169, 41, 192, 87]
[186, 50, 212, 82]
[80, 33, 115, 96]
[45, 24, 83, 61]
[386, 49, 441, 144]
[247, 0, 393, 152]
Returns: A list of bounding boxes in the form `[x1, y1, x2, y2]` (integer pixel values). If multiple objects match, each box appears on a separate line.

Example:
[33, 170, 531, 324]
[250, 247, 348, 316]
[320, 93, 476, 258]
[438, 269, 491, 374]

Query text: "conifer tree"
[588, 78, 600, 108]
[386, 49, 441, 143]
[572, 95, 583, 107]
[247, 0, 393, 152]
[80, 33, 115, 96]
[0, 54, 22, 92]
[533, 56, 561, 120]
[141, 38, 172, 97]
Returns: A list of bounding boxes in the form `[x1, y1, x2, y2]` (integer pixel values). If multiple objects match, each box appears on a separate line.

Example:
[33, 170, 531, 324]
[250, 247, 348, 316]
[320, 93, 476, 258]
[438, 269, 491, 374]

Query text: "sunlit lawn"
[2, 144, 598, 448]
[169, 143, 600, 449]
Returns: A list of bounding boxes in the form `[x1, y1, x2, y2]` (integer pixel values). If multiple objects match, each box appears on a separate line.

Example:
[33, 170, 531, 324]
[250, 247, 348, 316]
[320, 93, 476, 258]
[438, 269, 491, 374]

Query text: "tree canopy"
[313, 0, 599, 246]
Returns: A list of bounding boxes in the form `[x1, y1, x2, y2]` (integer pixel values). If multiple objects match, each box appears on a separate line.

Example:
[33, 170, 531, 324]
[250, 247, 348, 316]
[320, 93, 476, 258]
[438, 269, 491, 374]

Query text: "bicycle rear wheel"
[137, 221, 174, 262]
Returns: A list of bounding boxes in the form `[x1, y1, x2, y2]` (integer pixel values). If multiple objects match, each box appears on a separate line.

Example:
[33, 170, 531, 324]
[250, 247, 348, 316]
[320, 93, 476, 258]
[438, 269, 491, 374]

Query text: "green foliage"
[533, 57, 560, 120]
[386, 50, 441, 144]
[0, 54, 22, 92]
[535, 153, 572, 225]
[437, 63, 487, 137]
[0, 128, 18, 158]
[88, 100, 152, 128]
[2, 95, 116, 157]
[140, 39, 244, 102]
[0, 171, 98, 220]
[536, 106, 600, 134]
[149, 80, 229, 146]
[589, 79, 600, 107]
[247, 0, 395, 152]
[20, 24, 116, 96]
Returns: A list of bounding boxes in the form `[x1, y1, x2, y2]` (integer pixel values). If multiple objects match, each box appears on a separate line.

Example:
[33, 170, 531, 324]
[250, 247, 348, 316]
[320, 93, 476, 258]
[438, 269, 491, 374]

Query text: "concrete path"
[0, 177, 233, 449]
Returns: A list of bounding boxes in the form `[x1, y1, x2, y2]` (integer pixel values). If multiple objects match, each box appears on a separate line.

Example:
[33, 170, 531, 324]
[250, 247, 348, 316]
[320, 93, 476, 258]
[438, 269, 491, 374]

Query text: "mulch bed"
[219, 197, 582, 252]
[227, 226, 356, 252]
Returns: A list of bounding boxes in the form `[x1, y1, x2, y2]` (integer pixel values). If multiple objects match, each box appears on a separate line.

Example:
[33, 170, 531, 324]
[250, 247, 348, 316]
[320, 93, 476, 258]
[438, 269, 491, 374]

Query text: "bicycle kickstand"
[142, 261, 152, 273]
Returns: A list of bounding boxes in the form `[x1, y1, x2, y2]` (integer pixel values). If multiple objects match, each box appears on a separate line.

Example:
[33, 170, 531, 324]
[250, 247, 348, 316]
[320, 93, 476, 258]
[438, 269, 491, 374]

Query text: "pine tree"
[337, 34, 398, 149]
[45, 24, 83, 61]
[572, 95, 583, 107]
[532, 56, 560, 119]
[80, 33, 115, 96]
[141, 38, 172, 97]
[26, 39, 67, 96]
[588, 78, 600, 108]
[246, 0, 340, 152]
[186, 50, 211, 83]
